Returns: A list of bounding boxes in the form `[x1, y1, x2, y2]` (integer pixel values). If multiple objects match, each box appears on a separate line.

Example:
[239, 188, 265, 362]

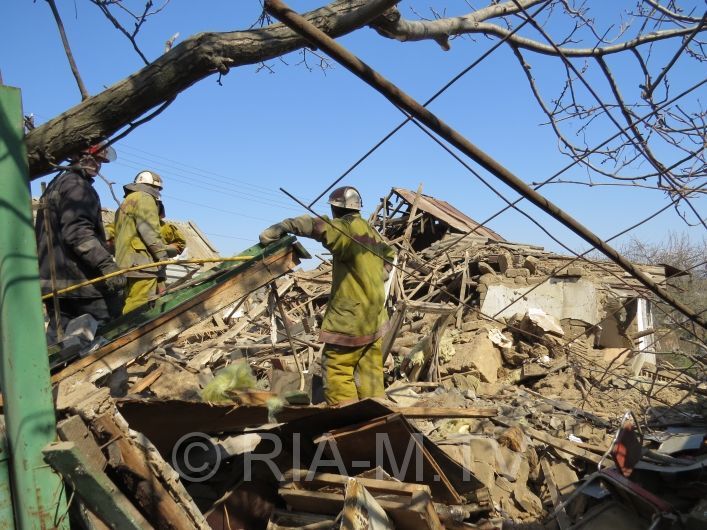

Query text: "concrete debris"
[522, 307, 565, 337]
[34, 187, 706, 529]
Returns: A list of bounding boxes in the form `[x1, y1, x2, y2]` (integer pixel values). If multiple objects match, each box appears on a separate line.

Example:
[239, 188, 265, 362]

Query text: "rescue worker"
[259, 186, 396, 404]
[35, 143, 125, 340]
[158, 201, 187, 256]
[114, 170, 177, 314]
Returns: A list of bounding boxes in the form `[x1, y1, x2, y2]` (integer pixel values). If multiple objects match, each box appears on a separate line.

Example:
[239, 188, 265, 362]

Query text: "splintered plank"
[91, 412, 208, 530]
[341, 479, 394, 530]
[43, 442, 151, 530]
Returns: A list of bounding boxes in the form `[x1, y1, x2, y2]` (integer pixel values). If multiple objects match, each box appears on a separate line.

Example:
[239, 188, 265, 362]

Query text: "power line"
[113, 156, 301, 212]
[114, 142, 286, 199]
[307, 0, 554, 208]
[160, 193, 280, 224]
[115, 145, 291, 203]
[203, 232, 253, 242]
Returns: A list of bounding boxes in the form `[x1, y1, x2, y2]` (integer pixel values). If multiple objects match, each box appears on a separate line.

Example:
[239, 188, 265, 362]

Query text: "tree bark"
[25, 0, 398, 179]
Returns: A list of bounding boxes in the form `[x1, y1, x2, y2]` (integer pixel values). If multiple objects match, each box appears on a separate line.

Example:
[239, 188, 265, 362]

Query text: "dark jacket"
[35, 171, 115, 298]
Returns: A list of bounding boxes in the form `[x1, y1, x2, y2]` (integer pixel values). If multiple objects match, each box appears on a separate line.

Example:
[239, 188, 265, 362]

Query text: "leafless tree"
[622, 232, 707, 353]
[24, 0, 707, 230]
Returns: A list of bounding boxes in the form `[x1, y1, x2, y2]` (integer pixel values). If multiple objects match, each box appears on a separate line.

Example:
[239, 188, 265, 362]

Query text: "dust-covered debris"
[36, 187, 706, 529]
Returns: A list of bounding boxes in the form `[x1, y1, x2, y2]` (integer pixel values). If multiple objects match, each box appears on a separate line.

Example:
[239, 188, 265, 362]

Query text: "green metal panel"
[0, 86, 68, 529]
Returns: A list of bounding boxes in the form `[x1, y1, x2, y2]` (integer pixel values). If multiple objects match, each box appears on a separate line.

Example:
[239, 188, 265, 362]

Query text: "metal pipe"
[264, 0, 707, 330]
[0, 86, 68, 528]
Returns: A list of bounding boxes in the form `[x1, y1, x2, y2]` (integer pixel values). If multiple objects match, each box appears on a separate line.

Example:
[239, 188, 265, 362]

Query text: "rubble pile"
[32, 188, 706, 529]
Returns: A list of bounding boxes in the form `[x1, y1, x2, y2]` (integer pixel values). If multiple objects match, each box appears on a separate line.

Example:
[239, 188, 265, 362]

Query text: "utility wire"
[307, 0, 553, 208]
[114, 157, 300, 212]
[431, 75, 707, 259]
[114, 147, 292, 205]
[114, 142, 286, 199]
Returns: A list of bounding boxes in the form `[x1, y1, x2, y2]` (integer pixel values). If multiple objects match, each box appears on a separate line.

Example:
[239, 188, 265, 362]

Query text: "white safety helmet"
[134, 170, 164, 189]
[328, 186, 362, 211]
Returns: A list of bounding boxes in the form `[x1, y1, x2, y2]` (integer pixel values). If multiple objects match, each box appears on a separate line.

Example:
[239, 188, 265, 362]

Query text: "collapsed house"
[14, 187, 707, 529]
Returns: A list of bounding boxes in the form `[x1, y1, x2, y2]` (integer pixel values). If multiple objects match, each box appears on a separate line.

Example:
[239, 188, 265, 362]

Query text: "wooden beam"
[91, 413, 209, 529]
[391, 406, 497, 418]
[43, 442, 151, 530]
[522, 425, 602, 465]
[127, 366, 164, 394]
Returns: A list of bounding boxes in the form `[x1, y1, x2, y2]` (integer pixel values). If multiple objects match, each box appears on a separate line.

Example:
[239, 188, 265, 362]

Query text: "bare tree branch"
[371, 1, 706, 56]
[25, 0, 399, 178]
[46, 0, 90, 100]
[644, 11, 707, 98]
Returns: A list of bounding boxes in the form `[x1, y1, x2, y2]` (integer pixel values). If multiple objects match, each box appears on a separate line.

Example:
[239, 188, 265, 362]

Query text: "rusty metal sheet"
[117, 398, 324, 455]
[392, 188, 504, 241]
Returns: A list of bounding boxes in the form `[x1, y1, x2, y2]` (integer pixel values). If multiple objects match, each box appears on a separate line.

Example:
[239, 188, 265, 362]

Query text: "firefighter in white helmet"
[259, 186, 396, 404]
[114, 170, 178, 314]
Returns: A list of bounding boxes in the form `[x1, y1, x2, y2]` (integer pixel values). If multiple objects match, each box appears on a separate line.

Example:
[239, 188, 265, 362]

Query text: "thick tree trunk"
[25, 0, 398, 179]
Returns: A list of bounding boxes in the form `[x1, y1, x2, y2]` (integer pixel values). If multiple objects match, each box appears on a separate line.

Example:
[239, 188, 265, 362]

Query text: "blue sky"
[2, 1, 705, 261]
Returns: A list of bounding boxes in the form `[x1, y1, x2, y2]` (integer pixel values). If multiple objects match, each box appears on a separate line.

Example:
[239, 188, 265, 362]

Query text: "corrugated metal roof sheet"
[392, 188, 505, 241]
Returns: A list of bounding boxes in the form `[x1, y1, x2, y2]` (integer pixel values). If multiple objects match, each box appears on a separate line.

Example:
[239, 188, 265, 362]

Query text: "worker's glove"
[98, 261, 126, 294]
[259, 223, 287, 246]
[165, 244, 180, 258]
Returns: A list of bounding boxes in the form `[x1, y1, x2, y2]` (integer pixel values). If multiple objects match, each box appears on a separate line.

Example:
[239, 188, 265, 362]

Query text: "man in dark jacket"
[35, 144, 125, 341]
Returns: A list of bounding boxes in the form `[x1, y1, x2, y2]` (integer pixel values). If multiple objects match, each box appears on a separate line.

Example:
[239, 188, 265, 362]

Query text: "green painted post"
[0, 86, 68, 528]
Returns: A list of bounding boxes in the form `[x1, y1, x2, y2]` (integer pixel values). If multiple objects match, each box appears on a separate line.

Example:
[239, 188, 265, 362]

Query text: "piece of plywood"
[117, 399, 324, 455]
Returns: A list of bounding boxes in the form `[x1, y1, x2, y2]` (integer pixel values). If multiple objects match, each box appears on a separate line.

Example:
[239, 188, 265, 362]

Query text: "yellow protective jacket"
[115, 187, 171, 278]
[282, 213, 396, 347]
